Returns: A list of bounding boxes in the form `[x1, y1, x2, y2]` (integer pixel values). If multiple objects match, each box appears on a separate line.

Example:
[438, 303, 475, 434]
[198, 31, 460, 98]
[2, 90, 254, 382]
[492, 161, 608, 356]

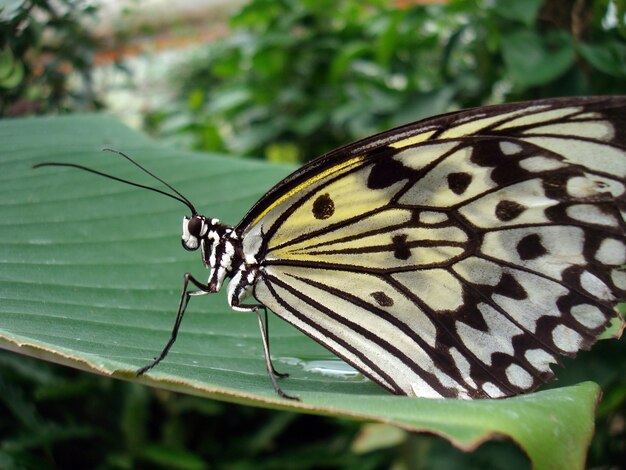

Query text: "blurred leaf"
[186, 89, 205, 113]
[266, 142, 300, 164]
[390, 87, 455, 127]
[246, 412, 297, 453]
[0, 48, 14, 78]
[578, 41, 626, 78]
[329, 42, 370, 82]
[0, 113, 611, 470]
[351, 424, 406, 453]
[492, 0, 543, 26]
[291, 110, 326, 136]
[0, 59, 23, 89]
[0, 47, 24, 89]
[140, 444, 207, 470]
[207, 87, 251, 114]
[1, 420, 95, 452]
[501, 30, 574, 88]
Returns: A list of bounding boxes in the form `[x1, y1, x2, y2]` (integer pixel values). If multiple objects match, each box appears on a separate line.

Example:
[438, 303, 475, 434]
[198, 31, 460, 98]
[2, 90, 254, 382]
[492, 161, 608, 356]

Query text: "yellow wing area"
[243, 97, 626, 398]
[249, 156, 365, 228]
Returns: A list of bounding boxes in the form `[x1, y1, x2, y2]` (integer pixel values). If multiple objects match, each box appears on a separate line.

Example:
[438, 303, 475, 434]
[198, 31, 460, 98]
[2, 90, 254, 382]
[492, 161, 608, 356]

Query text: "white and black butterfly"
[36, 96, 626, 400]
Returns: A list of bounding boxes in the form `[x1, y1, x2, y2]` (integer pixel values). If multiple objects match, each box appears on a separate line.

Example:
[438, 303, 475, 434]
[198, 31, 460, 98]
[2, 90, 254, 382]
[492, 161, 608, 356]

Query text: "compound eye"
[187, 216, 203, 238]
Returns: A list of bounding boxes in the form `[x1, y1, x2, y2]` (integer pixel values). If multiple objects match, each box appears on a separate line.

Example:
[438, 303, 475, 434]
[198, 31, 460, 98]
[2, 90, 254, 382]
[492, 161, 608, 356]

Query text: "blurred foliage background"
[146, 0, 626, 162]
[1, 0, 626, 468]
[0, 0, 102, 116]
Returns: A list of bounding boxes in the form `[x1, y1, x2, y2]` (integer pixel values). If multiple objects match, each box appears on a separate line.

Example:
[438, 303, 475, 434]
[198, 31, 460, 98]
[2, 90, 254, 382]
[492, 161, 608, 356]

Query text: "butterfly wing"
[238, 96, 626, 398]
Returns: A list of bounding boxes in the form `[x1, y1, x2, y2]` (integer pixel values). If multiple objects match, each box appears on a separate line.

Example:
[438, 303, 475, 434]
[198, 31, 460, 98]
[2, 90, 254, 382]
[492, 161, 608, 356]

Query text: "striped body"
[181, 96, 626, 399]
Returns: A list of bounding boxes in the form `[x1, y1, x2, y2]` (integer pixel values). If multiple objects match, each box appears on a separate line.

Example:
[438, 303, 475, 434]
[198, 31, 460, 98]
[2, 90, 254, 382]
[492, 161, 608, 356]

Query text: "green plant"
[0, 0, 102, 116]
[150, 0, 626, 162]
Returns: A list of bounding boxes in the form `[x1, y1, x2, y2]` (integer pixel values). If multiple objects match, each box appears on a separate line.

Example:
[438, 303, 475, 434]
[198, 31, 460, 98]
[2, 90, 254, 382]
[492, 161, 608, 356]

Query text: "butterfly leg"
[254, 304, 299, 400]
[136, 272, 211, 376]
[262, 306, 289, 379]
[231, 299, 298, 400]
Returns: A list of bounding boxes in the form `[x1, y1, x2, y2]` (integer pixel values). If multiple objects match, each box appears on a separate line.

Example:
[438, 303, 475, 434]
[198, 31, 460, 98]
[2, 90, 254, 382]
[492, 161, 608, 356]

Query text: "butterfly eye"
[187, 216, 204, 238]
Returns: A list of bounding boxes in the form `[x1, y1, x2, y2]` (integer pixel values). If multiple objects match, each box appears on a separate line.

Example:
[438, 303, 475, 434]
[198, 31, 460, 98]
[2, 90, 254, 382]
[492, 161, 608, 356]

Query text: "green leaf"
[390, 87, 455, 127]
[140, 444, 206, 470]
[351, 423, 406, 453]
[578, 41, 626, 78]
[0, 114, 604, 469]
[0, 48, 13, 79]
[501, 30, 574, 88]
[328, 41, 370, 82]
[0, 47, 24, 90]
[492, 0, 543, 27]
[206, 87, 251, 114]
[0, 60, 23, 89]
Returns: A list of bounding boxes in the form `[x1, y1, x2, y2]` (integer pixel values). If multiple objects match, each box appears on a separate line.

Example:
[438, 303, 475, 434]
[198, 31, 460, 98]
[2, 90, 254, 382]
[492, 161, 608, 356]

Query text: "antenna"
[33, 149, 198, 214]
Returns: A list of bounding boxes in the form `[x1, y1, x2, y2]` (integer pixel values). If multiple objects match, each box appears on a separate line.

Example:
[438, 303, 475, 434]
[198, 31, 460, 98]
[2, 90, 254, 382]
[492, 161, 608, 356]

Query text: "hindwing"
[239, 96, 626, 398]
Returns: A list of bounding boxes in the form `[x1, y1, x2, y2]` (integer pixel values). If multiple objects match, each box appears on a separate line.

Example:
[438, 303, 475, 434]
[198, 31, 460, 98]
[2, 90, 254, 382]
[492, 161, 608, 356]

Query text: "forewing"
[243, 97, 626, 398]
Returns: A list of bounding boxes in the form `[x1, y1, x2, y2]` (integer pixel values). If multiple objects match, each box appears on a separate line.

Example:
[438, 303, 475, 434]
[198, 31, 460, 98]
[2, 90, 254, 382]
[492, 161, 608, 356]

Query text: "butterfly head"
[181, 215, 225, 250]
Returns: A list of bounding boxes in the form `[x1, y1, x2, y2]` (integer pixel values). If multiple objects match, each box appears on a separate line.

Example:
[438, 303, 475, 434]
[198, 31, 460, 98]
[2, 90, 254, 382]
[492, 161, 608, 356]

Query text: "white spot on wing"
[566, 174, 625, 199]
[552, 324, 583, 353]
[505, 364, 533, 389]
[519, 156, 566, 172]
[566, 177, 597, 198]
[499, 141, 522, 155]
[611, 269, 626, 291]
[419, 211, 448, 224]
[580, 271, 614, 301]
[526, 121, 614, 140]
[566, 204, 617, 227]
[595, 238, 626, 265]
[410, 383, 444, 399]
[482, 382, 506, 398]
[394, 142, 460, 171]
[525, 348, 556, 373]
[570, 304, 607, 329]
[453, 257, 504, 287]
[449, 347, 477, 389]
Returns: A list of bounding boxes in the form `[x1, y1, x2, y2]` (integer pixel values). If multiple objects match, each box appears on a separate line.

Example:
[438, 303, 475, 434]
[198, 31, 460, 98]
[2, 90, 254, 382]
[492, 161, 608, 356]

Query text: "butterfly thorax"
[182, 215, 257, 306]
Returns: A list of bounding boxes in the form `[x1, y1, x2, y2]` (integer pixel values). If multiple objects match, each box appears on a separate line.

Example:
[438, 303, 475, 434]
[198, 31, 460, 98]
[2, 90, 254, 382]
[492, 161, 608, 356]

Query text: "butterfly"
[35, 96, 626, 400]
